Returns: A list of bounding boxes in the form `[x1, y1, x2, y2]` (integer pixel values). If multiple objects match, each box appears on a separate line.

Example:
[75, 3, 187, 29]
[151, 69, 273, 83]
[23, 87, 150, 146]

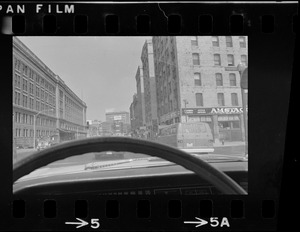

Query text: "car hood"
[16, 154, 247, 182]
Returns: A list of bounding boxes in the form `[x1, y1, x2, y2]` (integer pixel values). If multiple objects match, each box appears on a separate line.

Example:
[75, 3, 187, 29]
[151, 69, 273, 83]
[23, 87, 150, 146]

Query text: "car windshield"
[13, 36, 248, 180]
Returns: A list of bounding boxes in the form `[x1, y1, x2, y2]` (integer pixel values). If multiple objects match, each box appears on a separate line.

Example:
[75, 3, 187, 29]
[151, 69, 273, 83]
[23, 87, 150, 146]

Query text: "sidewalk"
[16, 148, 36, 155]
[213, 141, 245, 147]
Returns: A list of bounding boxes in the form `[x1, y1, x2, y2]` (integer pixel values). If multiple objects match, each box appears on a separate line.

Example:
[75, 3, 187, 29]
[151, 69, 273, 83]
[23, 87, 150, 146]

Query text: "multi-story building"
[87, 120, 101, 137]
[152, 36, 248, 142]
[105, 111, 130, 124]
[98, 121, 113, 136]
[56, 75, 87, 141]
[13, 37, 87, 148]
[141, 40, 158, 139]
[129, 93, 139, 134]
[105, 111, 130, 136]
[135, 66, 146, 129]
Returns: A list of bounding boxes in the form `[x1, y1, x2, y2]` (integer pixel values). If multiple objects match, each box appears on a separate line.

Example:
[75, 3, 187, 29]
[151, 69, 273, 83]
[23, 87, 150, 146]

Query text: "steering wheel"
[13, 137, 247, 194]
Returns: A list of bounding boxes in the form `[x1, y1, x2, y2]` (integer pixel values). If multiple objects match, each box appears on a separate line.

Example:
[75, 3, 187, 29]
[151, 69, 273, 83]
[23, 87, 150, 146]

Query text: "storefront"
[159, 111, 181, 125]
[182, 107, 247, 142]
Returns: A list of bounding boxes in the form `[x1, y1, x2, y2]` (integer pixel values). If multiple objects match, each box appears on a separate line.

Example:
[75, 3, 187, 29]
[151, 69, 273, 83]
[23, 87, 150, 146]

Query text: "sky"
[18, 36, 151, 121]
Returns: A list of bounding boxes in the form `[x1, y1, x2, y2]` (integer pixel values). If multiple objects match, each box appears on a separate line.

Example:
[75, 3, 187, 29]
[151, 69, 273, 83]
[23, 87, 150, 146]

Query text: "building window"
[36, 87, 40, 98]
[226, 36, 233, 47]
[14, 58, 17, 70]
[25, 95, 27, 108]
[192, 53, 200, 65]
[14, 74, 17, 87]
[217, 93, 225, 106]
[36, 101, 40, 111]
[22, 78, 28, 92]
[241, 55, 248, 66]
[227, 54, 235, 66]
[14, 91, 17, 104]
[30, 69, 33, 79]
[41, 90, 44, 101]
[239, 36, 246, 48]
[15, 74, 21, 88]
[214, 54, 221, 66]
[194, 73, 201, 86]
[212, 36, 219, 46]
[232, 121, 240, 129]
[229, 73, 237, 86]
[16, 60, 21, 71]
[30, 98, 34, 109]
[196, 93, 203, 106]
[23, 64, 28, 76]
[216, 73, 223, 86]
[191, 36, 198, 46]
[231, 93, 239, 106]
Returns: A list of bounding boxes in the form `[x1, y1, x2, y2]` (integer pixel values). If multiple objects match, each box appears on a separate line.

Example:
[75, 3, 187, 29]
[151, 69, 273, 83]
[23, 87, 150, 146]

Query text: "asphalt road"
[15, 145, 246, 168]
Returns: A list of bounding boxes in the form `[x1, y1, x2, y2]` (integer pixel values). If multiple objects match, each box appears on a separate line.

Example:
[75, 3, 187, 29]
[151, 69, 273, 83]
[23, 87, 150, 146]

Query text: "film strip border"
[0, 1, 297, 231]
[0, 3, 297, 35]
[10, 196, 276, 230]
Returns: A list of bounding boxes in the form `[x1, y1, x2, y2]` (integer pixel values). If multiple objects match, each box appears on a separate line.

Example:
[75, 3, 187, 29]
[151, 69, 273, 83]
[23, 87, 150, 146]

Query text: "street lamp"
[33, 108, 54, 149]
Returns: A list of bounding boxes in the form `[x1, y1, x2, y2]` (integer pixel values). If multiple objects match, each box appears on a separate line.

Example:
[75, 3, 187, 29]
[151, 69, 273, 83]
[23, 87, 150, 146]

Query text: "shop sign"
[211, 107, 246, 114]
[114, 115, 122, 120]
[182, 107, 248, 115]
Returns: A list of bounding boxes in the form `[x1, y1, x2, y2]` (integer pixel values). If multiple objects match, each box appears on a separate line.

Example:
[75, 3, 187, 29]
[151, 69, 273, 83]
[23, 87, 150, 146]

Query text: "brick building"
[152, 36, 248, 142]
[135, 66, 146, 128]
[105, 111, 130, 136]
[13, 37, 87, 148]
[129, 94, 139, 134]
[87, 120, 101, 137]
[99, 121, 113, 136]
[141, 39, 158, 139]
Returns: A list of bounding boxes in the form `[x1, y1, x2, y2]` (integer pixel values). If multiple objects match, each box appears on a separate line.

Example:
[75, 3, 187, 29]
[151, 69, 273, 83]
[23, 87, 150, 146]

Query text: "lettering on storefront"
[182, 107, 248, 115]
[211, 107, 244, 114]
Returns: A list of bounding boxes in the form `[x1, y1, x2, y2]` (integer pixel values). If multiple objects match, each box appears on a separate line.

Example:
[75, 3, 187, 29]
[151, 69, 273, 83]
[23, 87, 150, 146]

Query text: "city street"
[14, 142, 246, 168]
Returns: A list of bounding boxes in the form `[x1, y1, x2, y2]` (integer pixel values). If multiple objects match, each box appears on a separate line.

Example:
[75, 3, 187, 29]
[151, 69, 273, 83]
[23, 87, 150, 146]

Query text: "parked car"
[36, 141, 50, 151]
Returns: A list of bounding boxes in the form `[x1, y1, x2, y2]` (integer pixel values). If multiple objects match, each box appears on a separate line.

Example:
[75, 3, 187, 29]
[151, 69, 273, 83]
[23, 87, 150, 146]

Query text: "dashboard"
[14, 163, 248, 195]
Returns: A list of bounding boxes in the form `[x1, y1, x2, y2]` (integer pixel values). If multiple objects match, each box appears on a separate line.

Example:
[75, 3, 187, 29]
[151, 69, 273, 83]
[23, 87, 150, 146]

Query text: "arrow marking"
[65, 218, 89, 228]
[184, 217, 208, 227]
